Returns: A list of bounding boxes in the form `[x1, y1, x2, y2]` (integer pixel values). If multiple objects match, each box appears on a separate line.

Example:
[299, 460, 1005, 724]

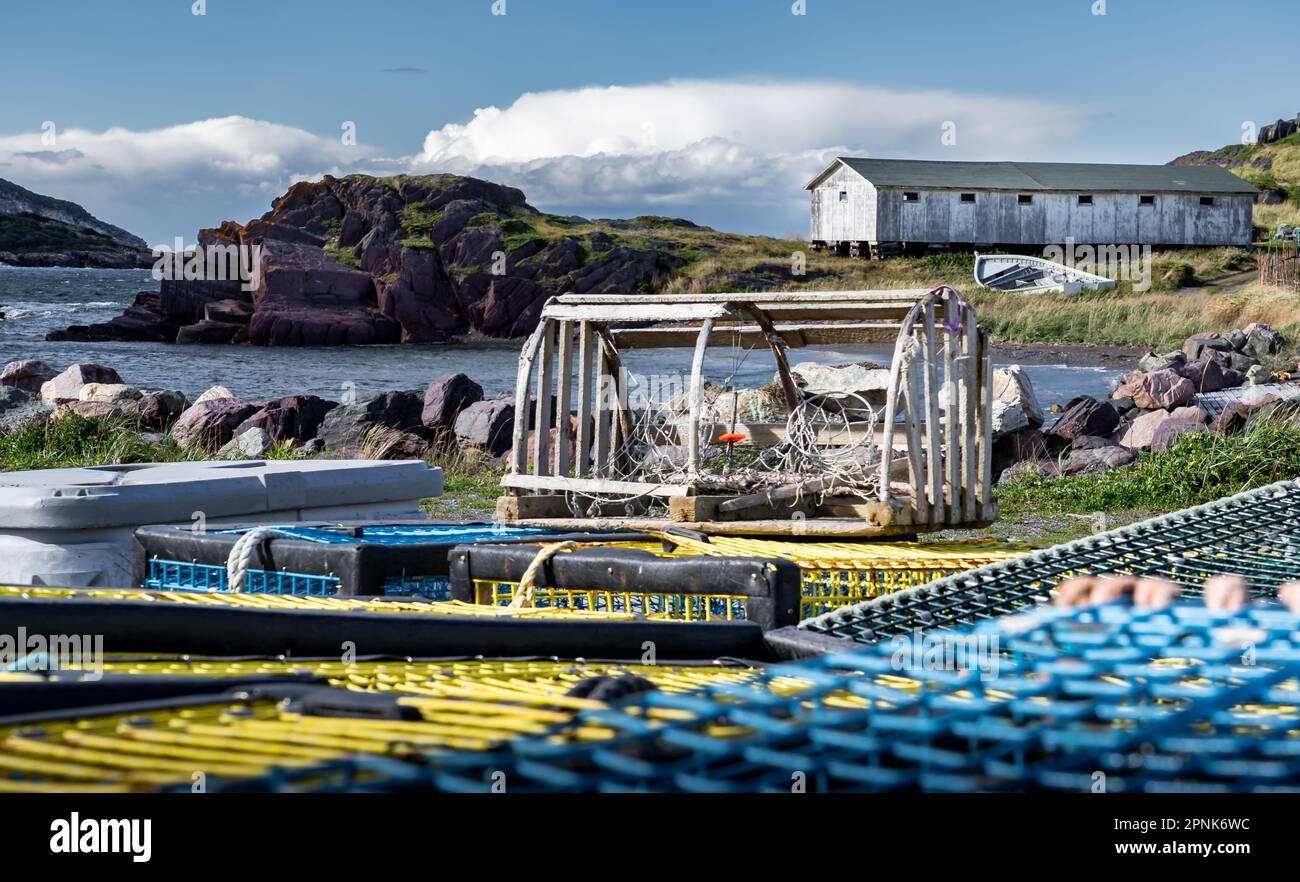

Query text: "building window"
[838, 190, 848, 202]
[960, 193, 976, 203]
[1018, 194, 1033, 205]
[1200, 196, 1215, 207]
[903, 192, 920, 203]
[1078, 195, 1093, 206]
[1139, 194, 1155, 206]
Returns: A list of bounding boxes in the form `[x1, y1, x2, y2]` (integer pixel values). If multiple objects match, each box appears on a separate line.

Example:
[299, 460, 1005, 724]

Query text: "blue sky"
[0, 0, 1280, 242]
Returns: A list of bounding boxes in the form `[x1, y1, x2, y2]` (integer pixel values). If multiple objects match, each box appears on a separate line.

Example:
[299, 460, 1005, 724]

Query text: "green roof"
[807, 157, 1259, 195]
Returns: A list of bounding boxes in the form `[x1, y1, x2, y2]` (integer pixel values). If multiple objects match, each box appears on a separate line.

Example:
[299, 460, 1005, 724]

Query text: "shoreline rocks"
[5, 324, 1298, 479]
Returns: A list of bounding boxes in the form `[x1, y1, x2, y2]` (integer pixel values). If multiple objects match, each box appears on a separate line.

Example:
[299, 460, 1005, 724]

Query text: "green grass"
[0, 414, 193, 470]
[421, 471, 504, 519]
[323, 244, 361, 267]
[400, 205, 444, 239]
[996, 415, 1300, 517]
[1184, 131, 1300, 231]
[0, 414, 301, 471]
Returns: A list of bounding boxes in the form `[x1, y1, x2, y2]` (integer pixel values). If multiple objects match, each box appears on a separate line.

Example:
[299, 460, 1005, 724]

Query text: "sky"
[0, 0, 1284, 245]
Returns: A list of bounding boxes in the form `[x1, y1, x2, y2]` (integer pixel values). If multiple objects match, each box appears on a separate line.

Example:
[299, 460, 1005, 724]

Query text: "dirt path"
[1177, 269, 1255, 296]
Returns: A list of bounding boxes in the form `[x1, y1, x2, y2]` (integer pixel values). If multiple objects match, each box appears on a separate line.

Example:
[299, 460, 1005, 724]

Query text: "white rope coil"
[225, 526, 282, 594]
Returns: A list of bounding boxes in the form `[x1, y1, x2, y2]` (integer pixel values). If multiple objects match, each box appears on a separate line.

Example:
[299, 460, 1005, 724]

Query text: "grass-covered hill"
[1173, 131, 1300, 236]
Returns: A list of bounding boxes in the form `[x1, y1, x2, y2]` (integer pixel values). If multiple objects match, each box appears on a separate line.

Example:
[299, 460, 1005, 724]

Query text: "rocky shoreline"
[0, 358, 525, 462]
[2, 322, 1296, 491]
[992, 322, 1294, 482]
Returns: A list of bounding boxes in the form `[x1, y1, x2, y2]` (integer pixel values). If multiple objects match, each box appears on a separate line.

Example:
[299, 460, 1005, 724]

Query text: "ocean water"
[0, 267, 1121, 407]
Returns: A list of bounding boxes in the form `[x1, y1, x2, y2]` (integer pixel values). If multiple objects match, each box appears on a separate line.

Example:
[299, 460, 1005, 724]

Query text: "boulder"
[237, 395, 338, 444]
[991, 427, 1048, 478]
[1045, 396, 1120, 446]
[1118, 406, 1207, 451]
[1150, 406, 1209, 451]
[1183, 333, 1232, 361]
[171, 397, 260, 449]
[1137, 350, 1185, 373]
[790, 361, 890, 410]
[218, 427, 273, 459]
[0, 359, 58, 395]
[1061, 444, 1137, 476]
[1177, 356, 1226, 394]
[1221, 368, 1244, 388]
[1244, 323, 1284, 355]
[194, 385, 236, 405]
[711, 386, 790, 425]
[1131, 368, 1194, 410]
[1245, 364, 1271, 385]
[1224, 351, 1256, 373]
[78, 383, 141, 404]
[317, 391, 427, 455]
[454, 398, 516, 455]
[1110, 396, 1136, 414]
[422, 373, 484, 433]
[990, 365, 1043, 438]
[134, 390, 188, 431]
[998, 460, 1060, 485]
[39, 363, 124, 405]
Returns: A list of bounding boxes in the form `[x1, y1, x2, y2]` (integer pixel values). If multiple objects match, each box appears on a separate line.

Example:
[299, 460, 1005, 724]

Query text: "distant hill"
[0, 177, 151, 268]
[1171, 132, 1300, 236]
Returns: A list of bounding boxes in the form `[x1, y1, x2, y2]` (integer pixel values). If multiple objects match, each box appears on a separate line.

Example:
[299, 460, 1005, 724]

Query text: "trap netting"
[560, 335, 884, 517]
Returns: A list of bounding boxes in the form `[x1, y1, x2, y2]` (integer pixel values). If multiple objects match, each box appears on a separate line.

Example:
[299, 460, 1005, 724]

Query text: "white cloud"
[0, 116, 380, 247]
[408, 79, 1089, 233]
[0, 80, 1091, 242]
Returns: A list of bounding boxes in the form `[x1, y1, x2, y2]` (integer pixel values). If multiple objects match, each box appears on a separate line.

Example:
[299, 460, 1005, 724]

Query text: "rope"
[225, 526, 282, 594]
[509, 541, 579, 608]
[932, 284, 966, 333]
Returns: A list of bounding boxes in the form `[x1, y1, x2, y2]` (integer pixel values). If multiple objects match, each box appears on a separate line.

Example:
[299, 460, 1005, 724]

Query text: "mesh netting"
[799, 478, 1300, 645]
[563, 339, 885, 516]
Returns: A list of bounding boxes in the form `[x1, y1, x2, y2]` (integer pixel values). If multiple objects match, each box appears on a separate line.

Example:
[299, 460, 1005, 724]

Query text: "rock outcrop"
[53, 174, 688, 346]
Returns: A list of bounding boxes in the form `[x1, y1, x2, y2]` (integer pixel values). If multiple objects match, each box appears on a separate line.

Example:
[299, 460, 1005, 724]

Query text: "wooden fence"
[1259, 245, 1300, 290]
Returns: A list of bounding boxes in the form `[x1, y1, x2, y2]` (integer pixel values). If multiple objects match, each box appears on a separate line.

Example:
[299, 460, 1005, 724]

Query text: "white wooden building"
[807, 158, 1257, 257]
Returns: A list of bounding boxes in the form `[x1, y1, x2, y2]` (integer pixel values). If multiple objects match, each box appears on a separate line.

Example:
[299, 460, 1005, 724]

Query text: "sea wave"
[1, 301, 121, 319]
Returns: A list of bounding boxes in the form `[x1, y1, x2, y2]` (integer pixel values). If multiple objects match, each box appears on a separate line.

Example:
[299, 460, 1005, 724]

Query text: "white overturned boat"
[974, 252, 1116, 295]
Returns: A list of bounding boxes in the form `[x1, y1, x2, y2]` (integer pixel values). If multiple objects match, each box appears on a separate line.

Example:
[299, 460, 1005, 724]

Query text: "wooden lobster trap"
[496, 287, 996, 537]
